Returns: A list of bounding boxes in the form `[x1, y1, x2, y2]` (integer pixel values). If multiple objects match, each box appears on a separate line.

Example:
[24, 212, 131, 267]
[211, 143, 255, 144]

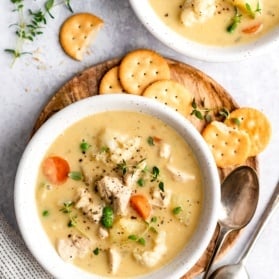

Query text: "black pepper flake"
[164, 13, 169, 17]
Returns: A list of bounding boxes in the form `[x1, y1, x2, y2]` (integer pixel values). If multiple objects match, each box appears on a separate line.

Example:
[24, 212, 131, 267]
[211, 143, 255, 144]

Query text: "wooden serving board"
[32, 57, 258, 279]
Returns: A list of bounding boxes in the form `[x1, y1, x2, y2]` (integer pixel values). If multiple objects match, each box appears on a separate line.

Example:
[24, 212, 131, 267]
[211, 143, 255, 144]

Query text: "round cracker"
[119, 49, 170, 95]
[59, 13, 103, 61]
[99, 66, 124, 94]
[225, 107, 271, 156]
[142, 79, 192, 117]
[202, 121, 251, 168]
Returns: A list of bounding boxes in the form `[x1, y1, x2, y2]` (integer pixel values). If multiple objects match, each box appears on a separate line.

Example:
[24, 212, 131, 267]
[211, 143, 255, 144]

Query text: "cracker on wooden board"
[202, 121, 251, 168]
[225, 107, 272, 156]
[119, 49, 170, 95]
[142, 79, 192, 117]
[59, 13, 104, 61]
[99, 66, 124, 94]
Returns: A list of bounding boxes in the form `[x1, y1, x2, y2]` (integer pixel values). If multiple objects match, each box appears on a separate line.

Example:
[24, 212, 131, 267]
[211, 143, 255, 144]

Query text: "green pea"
[101, 206, 114, 228]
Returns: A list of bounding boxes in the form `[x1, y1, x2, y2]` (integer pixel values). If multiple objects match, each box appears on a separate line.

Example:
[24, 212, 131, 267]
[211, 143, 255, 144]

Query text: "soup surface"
[149, 0, 279, 46]
[36, 110, 203, 277]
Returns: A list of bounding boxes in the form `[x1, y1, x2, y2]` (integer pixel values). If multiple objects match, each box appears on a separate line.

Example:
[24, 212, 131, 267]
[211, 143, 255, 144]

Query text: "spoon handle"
[203, 225, 232, 279]
[240, 180, 279, 265]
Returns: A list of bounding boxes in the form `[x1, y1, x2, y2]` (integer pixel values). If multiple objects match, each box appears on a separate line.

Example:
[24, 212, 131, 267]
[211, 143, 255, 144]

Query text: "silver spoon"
[203, 166, 259, 279]
[209, 179, 279, 279]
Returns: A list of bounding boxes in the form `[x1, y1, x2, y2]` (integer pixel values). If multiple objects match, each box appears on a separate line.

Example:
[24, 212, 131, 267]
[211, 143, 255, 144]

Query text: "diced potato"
[171, 194, 193, 226]
[110, 218, 146, 243]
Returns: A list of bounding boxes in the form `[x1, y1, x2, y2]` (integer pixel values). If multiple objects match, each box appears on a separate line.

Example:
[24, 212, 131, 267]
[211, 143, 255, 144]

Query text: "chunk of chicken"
[151, 188, 172, 208]
[75, 188, 103, 223]
[159, 142, 171, 159]
[123, 159, 147, 187]
[98, 129, 141, 164]
[57, 235, 91, 262]
[133, 231, 167, 267]
[98, 226, 109, 239]
[180, 0, 216, 26]
[166, 164, 195, 182]
[97, 176, 132, 216]
[108, 248, 121, 274]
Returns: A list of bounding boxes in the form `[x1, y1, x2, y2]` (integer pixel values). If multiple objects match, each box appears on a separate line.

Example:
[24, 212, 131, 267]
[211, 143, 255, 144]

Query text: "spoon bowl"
[219, 166, 259, 229]
[209, 263, 248, 279]
[209, 180, 279, 279]
[203, 166, 259, 279]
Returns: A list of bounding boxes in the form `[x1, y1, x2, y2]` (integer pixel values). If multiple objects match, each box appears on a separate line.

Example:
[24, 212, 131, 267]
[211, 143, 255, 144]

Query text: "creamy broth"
[36, 111, 203, 277]
[149, 0, 279, 46]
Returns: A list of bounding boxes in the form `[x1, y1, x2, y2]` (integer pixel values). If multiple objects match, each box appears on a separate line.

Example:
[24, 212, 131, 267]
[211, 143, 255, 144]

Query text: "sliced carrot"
[42, 156, 70, 185]
[242, 22, 263, 34]
[130, 194, 151, 220]
[153, 136, 162, 143]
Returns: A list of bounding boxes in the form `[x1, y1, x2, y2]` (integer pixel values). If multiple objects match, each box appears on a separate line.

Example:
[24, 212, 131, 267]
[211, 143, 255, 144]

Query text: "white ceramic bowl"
[14, 94, 220, 279]
[129, 0, 279, 62]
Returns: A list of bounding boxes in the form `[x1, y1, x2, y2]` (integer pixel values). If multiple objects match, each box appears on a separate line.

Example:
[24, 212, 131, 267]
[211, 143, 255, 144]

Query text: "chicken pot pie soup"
[149, 0, 279, 46]
[36, 110, 204, 277]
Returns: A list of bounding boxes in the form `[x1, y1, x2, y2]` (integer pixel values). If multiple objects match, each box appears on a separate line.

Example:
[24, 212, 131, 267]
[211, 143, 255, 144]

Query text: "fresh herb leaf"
[68, 215, 77, 227]
[68, 171, 83, 181]
[218, 108, 230, 119]
[147, 136, 155, 146]
[116, 160, 128, 175]
[128, 235, 145, 245]
[64, 0, 74, 13]
[137, 178, 145, 187]
[60, 201, 74, 213]
[45, 0, 54, 18]
[151, 166, 160, 181]
[190, 98, 211, 121]
[93, 248, 99, 255]
[42, 210, 49, 217]
[191, 109, 204, 120]
[245, 1, 261, 18]
[227, 7, 242, 33]
[231, 117, 241, 126]
[158, 181, 165, 192]
[128, 234, 137, 241]
[172, 206, 182, 215]
[137, 237, 146, 245]
[150, 216, 157, 223]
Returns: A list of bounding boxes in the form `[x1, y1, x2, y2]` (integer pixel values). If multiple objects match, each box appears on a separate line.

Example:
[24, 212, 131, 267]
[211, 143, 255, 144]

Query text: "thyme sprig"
[227, 2, 261, 33]
[5, 0, 73, 65]
[227, 7, 242, 33]
[245, 2, 261, 19]
[128, 217, 158, 246]
[60, 201, 90, 238]
[190, 98, 233, 123]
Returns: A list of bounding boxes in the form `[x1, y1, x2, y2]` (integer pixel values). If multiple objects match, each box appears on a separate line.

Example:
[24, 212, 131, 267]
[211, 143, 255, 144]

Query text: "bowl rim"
[129, 0, 279, 62]
[14, 94, 220, 279]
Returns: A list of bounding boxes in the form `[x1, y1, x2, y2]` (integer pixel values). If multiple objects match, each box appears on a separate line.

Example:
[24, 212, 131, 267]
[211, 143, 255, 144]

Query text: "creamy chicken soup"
[149, 0, 279, 46]
[36, 110, 203, 277]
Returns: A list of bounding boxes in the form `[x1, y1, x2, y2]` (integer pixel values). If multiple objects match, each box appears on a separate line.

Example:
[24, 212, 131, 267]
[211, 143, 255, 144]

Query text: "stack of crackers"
[98, 49, 272, 169]
[99, 49, 193, 118]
